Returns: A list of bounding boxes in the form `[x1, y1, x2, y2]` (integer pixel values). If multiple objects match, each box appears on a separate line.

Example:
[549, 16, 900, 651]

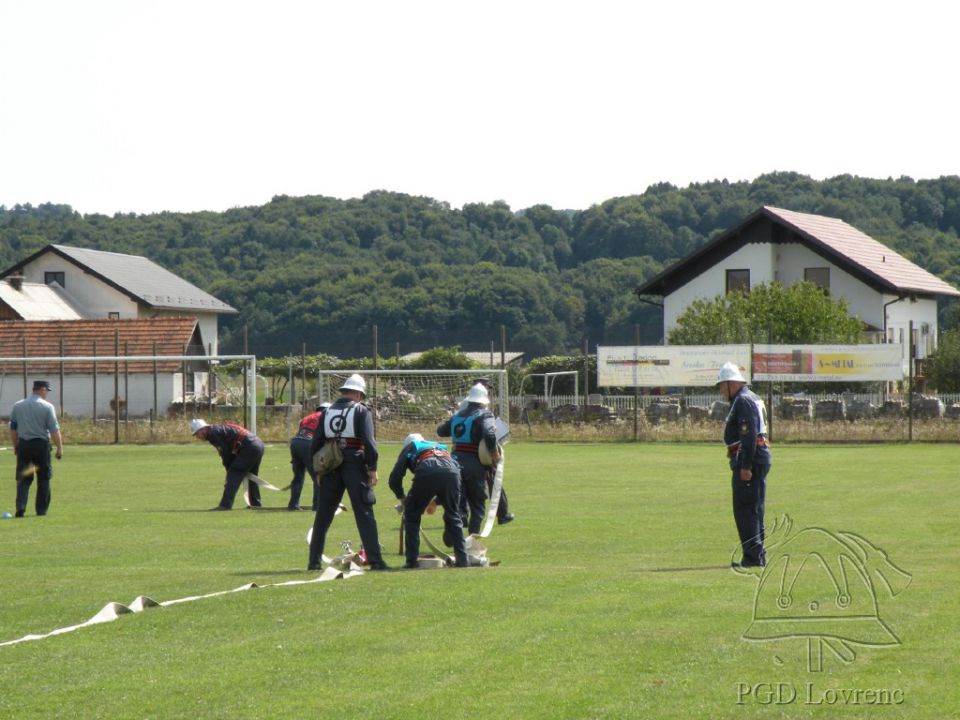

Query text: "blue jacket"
[436, 404, 497, 456]
[388, 439, 459, 499]
[723, 386, 771, 469]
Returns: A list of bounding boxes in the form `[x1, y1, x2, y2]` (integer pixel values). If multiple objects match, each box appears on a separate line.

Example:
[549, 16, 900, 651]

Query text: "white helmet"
[465, 384, 490, 405]
[339, 373, 366, 395]
[717, 362, 747, 384]
[315, 401, 332, 412]
[404, 433, 424, 447]
[190, 418, 210, 435]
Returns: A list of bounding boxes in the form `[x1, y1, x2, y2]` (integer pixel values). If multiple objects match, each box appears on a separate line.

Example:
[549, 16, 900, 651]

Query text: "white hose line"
[1, 568, 361, 648]
[478, 453, 504, 539]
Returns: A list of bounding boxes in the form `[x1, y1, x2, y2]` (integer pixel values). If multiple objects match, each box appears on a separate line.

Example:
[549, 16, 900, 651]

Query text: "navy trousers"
[454, 453, 487, 535]
[15, 438, 53, 516]
[731, 463, 769, 565]
[308, 461, 383, 567]
[288, 437, 319, 510]
[218, 440, 264, 509]
[403, 469, 467, 566]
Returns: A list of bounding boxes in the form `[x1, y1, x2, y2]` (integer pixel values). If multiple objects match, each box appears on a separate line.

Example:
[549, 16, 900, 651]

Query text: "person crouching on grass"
[191, 419, 265, 510]
[388, 433, 469, 568]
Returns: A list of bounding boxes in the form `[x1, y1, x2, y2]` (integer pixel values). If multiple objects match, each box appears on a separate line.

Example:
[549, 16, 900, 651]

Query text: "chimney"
[8, 274, 24, 291]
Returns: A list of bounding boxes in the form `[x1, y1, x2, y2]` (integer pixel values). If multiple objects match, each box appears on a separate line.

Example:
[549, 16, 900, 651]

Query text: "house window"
[726, 269, 750, 294]
[108, 312, 120, 320]
[805, 267, 830, 291]
[44, 271, 65, 288]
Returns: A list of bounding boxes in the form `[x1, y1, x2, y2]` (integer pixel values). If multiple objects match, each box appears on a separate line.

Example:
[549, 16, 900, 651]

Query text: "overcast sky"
[2, 1, 957, 216]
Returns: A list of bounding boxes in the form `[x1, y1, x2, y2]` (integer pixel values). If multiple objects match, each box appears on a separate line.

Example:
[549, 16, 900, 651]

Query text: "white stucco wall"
[773, 243, 881, 328]
[664, 243, 776, 333]
[885, 296, 938, 361]
[145, 310, 220, 355]
[0, 372, 210, 418]
[20, 254, 223, 353]
[200, 315, 219, 355]
[21, 255, 141, 318]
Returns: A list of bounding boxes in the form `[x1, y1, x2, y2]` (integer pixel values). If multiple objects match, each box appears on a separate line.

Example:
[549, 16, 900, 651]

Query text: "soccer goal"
[316, 369, 508, 442]
[523, 370, 579, 409]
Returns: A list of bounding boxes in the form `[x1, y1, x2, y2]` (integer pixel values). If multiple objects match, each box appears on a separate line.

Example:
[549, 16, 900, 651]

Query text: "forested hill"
[3, 172, 960, 358]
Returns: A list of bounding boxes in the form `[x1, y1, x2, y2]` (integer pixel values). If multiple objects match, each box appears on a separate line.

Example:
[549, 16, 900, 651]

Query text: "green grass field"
[1, 441, 958, 719]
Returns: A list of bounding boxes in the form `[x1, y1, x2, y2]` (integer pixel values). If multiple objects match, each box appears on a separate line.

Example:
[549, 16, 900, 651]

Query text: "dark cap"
[33, 380, 52, 391]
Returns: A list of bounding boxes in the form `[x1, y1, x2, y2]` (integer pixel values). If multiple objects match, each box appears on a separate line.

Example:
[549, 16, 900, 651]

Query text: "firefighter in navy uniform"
[717, 362, 772, 568]
[307, 374, 388, 571]
[288, 402, 330, 511]
[437, 383, 500, 535]
[463, 378, 515, 525]
[191, 419, 265, 510]
[388, 433, 469, 568]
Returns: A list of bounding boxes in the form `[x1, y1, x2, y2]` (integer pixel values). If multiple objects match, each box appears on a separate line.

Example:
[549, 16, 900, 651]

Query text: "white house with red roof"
[635, 207, 960, 362]
[0, 244, 237, 354]
[0, 245, 239, 416]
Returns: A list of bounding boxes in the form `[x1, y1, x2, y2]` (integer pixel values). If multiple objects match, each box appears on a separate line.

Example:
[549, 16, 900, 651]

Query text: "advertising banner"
[597, 345, 751, 387]
[752, 344, 904, 382]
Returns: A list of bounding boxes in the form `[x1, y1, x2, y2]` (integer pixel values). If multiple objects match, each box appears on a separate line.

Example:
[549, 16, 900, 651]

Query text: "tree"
[921, 330, 960, 391]
[408, 346, 476, 370]
[668, 282, 864, 345]
[6, 176, 960, 358]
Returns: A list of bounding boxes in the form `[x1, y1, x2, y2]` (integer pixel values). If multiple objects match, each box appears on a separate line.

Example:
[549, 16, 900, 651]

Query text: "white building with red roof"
[635, 206, 960, 360]
[0, 245, 239, 416]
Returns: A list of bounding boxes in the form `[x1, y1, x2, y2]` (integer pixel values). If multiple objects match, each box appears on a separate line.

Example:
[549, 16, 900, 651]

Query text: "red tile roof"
[765, 207, 960, 297]
[637, 206, 960, 298]
[0, 317, 201, 374]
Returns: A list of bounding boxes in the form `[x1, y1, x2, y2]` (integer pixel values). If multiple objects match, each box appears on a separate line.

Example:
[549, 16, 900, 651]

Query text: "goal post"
[543, 370, 579, 409]
[316, 368, 508, 442]
[523, 370, 579, 409]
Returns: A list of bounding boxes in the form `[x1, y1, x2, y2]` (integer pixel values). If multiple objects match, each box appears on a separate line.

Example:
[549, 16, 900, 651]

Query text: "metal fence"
[508, 392, 960, 443]
[515, 392, 960, 411]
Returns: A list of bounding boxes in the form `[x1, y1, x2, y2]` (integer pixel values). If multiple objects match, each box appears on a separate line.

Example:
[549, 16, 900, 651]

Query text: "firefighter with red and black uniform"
[437, 384, 500, 535]
[192, 418, 265, 510]
[288, 402, 330, 511]
[718, 362, 772, 568]
[307, 374, 388, 571]
[388, 433, 469, 568]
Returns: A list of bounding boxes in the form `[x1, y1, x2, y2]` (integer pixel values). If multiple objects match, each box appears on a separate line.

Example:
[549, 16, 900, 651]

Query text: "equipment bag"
[312, 401, 356, 474]
[313, 439, 343, 474]
[478, 442, 503, 467]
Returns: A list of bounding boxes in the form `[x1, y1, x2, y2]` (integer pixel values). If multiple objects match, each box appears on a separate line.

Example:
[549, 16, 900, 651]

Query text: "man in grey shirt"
[10, 380, 64, 517]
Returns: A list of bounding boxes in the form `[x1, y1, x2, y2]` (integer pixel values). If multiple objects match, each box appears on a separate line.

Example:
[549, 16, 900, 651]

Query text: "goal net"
[316, 369, 508, 442]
